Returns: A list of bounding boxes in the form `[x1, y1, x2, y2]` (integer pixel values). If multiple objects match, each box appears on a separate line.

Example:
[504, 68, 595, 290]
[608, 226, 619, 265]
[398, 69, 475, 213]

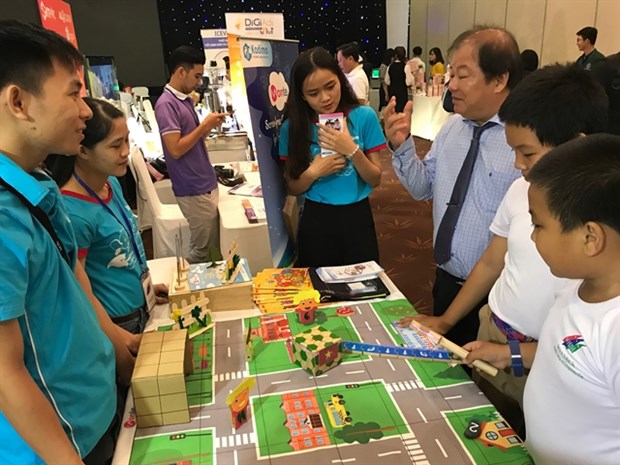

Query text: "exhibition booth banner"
[38, 0, 86, 93]
[38, 0, 77, 47]
[200, 29, 229, 69]
[225, 12, 285, 154]
[241, 37, 299, 267]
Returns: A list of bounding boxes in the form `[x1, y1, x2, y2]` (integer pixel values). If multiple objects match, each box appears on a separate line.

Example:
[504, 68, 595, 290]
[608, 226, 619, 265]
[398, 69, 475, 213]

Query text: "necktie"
[434, 121, 496, 266]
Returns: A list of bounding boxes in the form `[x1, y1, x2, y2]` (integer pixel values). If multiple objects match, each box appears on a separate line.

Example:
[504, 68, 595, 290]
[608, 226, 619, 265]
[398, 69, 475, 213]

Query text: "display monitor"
[371, 68, 380, 79]
[85, 56, 120, 100]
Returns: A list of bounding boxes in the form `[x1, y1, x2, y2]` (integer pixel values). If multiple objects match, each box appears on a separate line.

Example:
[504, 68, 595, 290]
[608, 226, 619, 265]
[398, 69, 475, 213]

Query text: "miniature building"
[477, 420, 523, 450]
[281, 390, 330, 451]
[291, 325, 342, 376]
[131, 330, 193, 428]
[259, 314, 292, 342]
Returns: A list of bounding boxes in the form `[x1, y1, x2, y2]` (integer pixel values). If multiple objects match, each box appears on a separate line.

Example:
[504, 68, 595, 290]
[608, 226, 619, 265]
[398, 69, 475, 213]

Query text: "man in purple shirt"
[154, 46, 226, 262]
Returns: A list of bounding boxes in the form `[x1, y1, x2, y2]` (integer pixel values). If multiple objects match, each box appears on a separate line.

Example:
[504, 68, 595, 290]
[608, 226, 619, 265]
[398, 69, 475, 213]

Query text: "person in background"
[406, 65, 608, 435]
[279, 47, 387, 267]
[51, 98, 170, 334]
[378, 48, 395, 111]
[0, 20, 131, 464]
[429, 47, 446, 78]
[520, 49, 539, 77]
[524, 135, 620, 464]
[576, 26, 605, 71]
[593, 51, 620, 135]
[337, 42, 370, 105]
[407, 46, 426, 75]
[385, 46, 414, 112]
[384, 26, 522, 347]
[154, 45, 227, 263]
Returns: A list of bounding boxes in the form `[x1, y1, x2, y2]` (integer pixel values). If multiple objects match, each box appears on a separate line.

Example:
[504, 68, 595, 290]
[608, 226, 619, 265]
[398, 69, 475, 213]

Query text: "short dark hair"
[283, 47, 359, 179]
[520, 49, 539, 72]
[577, 27, 598, 45]
[168, 45, 205, 75]
[337, 42, 360, 61]
[528, 134, 620, 234]
[412, 46, 423, 56]
[449, 26, 523, 90]
[382, 48, 395, 66]
[0, 20, 83, 95]
[51, 98, 125, 187]
[499, 64, 608, 146]
[394, 46, 406, 62]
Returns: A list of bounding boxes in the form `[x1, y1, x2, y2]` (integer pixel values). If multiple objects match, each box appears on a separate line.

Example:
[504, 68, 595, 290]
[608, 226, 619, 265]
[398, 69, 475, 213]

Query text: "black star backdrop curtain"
[157, 0, 387, 65]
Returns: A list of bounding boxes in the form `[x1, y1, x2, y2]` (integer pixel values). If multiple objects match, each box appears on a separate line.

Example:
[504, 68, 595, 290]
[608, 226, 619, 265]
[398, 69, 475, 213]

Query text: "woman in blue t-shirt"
[51, 98, 168, 333]
[279, 47, 388, 267]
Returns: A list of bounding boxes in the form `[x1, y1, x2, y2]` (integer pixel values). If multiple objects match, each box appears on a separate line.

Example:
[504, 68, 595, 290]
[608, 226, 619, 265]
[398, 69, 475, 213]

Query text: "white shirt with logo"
[524, 280, 620, 465]
[346, 64, 369, 105]
[488, 177, 569, 339]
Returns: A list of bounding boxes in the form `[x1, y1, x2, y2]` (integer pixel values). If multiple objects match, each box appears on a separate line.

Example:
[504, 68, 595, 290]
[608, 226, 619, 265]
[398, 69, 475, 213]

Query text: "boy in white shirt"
[401, 65, 608, 419]
[523, 134, 620, 465]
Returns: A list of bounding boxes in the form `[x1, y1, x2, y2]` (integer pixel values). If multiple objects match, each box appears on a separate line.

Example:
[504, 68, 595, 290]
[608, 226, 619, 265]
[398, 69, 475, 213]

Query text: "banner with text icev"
[241, 37, 298, 267]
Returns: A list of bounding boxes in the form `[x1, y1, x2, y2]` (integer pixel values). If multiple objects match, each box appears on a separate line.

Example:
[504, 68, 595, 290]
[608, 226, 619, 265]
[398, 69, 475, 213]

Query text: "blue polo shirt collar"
[0, 153, 49, 207]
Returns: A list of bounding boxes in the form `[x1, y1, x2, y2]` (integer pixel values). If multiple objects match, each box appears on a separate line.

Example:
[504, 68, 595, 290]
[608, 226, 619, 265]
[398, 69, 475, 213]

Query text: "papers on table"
[316, 261, 384, 284]
[227, 182, 263, 197]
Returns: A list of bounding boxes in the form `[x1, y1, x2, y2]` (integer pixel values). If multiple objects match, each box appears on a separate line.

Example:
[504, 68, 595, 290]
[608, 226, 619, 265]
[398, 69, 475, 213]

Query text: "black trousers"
[297, 198, 379, 268]
[432, 267, 486, 347]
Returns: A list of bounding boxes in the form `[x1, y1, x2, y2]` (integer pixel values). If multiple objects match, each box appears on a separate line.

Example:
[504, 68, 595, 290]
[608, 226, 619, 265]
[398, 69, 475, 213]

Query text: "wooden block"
[137, 413, 163, 428]
[160, 392, 188, 412]
[162, 410, 190, 425]
[140, 342, 163, 354]
[158, 361, 184, 377]
[132, 375, 160, 399]
[143, 331, 164, 344]
[163, 330, 187, 341]
[159, 350, 185, 364]
[135, 351, 161, 367]
[135, 396, 162, 415]
[162, 338, 186, 351]
[157, 374, 186, 395]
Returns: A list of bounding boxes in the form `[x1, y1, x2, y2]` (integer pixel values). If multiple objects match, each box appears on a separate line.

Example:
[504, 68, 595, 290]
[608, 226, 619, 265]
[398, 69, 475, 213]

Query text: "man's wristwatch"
[508, 339, 524, 377]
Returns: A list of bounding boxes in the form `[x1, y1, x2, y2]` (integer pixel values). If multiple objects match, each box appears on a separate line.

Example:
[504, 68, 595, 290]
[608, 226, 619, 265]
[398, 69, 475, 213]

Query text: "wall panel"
[426, 0, 451, 59]
[410, 0, 430, 58]
[506, 0, 546, 56]
[595, 0, 620, 56]
[448, 0, 475, 45]
[474, 0, 507, 27]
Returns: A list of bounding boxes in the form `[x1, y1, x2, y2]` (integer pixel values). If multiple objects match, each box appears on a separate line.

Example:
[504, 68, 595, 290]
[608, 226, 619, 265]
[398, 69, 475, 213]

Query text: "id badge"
[141, 269, 156, 313]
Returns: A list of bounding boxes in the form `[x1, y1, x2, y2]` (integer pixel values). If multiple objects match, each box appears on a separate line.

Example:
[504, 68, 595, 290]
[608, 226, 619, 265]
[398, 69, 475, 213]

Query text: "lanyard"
[72, 172, 146, 271]
[0, 177, 71, 266]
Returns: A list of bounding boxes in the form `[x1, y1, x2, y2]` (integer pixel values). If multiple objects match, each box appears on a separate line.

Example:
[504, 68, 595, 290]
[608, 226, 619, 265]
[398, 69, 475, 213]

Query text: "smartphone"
[346, 280, 377, 295]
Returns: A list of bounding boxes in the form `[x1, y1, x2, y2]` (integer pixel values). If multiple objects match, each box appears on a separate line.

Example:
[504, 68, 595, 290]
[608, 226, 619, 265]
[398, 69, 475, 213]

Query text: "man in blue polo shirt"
[0, 21, 130, 464]
[154, 46, 227, 263]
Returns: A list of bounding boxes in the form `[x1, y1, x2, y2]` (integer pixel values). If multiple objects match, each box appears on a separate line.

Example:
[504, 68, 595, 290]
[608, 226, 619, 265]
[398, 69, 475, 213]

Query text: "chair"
[129, 146, 191, 259]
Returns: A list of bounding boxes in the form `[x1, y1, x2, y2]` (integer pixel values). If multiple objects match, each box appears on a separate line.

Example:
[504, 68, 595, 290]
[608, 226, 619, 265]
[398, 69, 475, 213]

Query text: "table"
[113, 258, 533, 465]
[410, 94, 451, 141]
[218, 170, 273, 276]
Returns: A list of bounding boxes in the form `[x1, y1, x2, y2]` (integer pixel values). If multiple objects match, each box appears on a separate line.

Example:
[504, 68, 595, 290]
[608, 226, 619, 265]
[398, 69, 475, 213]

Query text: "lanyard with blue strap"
[73, 171, 145, 271]
[73, 171, 156, 311]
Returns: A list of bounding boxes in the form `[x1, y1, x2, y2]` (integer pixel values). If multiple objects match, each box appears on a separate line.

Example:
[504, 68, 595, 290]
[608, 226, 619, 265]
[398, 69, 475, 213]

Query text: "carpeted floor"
[141, 136, 435, 315]
[369, 136, 434, 315]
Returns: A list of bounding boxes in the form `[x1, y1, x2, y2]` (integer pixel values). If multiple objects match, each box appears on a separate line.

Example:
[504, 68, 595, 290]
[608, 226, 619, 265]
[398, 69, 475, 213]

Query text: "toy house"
[169, 258, 253, 312]
[131, 330, 193, 428]
[291, 325, 342, 376]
